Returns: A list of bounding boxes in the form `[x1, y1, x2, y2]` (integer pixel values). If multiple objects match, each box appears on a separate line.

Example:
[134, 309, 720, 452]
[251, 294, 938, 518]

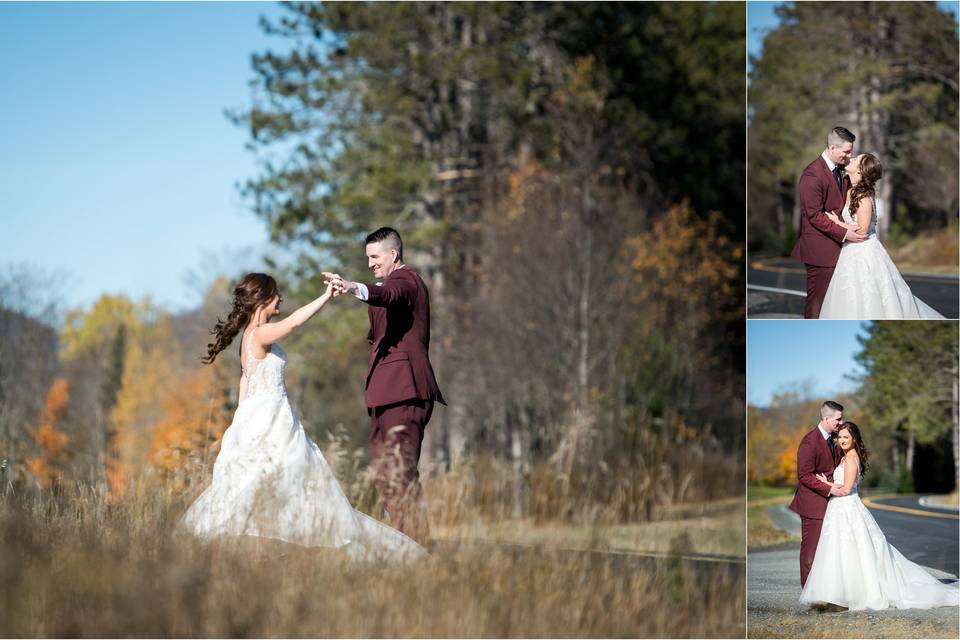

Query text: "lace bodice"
[243, 331, 288, 401]
[842, 197, 878, 237]
[833, 459, 859, 496]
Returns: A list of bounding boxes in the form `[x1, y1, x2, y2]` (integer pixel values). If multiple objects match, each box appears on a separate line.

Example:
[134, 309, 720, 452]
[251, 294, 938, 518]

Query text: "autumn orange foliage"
[628, 202, 742, 329]
[148, 365, 231, 489]
[28, 377, 70, 488]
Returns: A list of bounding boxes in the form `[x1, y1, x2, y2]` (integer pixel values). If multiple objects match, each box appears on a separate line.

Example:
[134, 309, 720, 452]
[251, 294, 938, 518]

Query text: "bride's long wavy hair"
[849, 153, 883, 218]
[834, 421, 870, 476]
[202, 273, 278, 365]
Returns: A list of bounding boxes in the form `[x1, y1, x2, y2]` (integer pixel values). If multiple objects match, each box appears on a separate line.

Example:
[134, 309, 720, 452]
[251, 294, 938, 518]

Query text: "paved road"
[748, 257, 959, 318]
[748, 496, 959, 638]
[865, 495, 959, 576]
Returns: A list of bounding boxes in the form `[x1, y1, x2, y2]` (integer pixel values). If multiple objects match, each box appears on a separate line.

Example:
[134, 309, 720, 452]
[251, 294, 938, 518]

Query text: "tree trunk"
[577, 171, 593, 419]
[906, 428, 915, 474]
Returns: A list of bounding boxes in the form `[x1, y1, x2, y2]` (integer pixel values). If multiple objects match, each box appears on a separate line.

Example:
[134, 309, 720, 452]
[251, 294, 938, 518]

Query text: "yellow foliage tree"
[105, 314, 179, 497]
[774, 426, 812, 484]
[60, 294, 143, 362]
[27, 378, 70, 488]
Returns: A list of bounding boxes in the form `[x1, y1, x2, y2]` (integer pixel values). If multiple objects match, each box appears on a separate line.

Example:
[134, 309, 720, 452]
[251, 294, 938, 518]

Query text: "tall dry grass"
[1, 448, 744, 637]
[888, 225, 960, 274]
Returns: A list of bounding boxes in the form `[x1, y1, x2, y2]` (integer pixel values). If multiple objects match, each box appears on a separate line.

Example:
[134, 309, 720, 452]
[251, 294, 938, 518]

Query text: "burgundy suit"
[790, 156, 849, 319]
[788, 426, 836, 587]
[362, 265, 444, 541]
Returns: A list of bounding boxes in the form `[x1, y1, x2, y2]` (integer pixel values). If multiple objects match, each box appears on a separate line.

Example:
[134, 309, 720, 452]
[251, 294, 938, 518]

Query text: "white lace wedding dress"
[180, 331, 426, 561]
[799, 459, 959, 610]
[819, 199, 945, 319]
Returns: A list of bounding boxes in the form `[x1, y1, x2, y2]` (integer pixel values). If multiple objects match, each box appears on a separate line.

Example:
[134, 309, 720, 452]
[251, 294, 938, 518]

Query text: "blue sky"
[747, 320, 870, 407]
[748, 1, 959, 66]
[0, 1, 290, 313]
[747, 0, 780, 64]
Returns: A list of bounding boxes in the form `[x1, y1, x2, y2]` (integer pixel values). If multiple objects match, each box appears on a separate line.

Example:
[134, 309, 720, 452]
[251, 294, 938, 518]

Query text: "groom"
[791, 126, 867, 319]
[323, 227, 445, 543]
[788, 400, 849, 588]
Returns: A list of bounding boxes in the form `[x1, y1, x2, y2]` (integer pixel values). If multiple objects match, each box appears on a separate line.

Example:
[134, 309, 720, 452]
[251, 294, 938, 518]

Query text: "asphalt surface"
[865, 495, 959, 576]
[748, 495, 959, 638]
[748, 257, 959, 319]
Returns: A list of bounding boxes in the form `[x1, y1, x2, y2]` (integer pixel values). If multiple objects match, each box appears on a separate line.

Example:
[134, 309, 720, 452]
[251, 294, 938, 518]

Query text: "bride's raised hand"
[324, 279, 337, 298]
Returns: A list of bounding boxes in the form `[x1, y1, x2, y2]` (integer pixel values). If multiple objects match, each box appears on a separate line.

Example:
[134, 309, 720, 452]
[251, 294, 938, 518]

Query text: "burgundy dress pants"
[804, 264, 836, 319]
[799, 515, 824, 587]
[369, 399, 434, 542]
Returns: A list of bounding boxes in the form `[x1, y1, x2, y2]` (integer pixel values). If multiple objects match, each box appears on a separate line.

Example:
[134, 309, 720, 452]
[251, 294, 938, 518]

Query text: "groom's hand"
[829, 485, 850, 497]
[843, 228, 867, 243]
[322, 271, 357, 296]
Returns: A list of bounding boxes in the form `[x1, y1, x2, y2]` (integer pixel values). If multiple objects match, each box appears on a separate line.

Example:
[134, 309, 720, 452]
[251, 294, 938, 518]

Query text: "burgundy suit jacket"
[790, 156, 849, 267]
[788, 426, 836, 520]
[362, 266, 445, 409]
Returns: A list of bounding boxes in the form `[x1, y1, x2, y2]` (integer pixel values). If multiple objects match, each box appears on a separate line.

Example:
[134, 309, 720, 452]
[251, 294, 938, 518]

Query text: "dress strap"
[241, 326, 259, 377]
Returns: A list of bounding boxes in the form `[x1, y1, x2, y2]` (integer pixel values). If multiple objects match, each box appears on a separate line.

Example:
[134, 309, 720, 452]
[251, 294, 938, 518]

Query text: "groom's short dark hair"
[366, 226, 403, 262]
[820, 400, 844, 418]
[828, 127, 855, 146]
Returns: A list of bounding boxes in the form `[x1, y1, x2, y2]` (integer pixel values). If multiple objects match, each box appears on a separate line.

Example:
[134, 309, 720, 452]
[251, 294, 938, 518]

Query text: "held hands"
[321, 271, 356, 297]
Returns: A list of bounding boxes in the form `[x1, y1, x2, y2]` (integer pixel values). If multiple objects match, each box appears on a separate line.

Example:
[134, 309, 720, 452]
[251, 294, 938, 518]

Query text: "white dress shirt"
[351, 265, 406, 301]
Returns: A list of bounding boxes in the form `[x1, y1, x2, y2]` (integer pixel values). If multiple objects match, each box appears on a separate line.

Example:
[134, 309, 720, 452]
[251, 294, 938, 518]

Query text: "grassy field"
[748, 484, 799, 550]
[1, 481, 745, 637]
[435, 497, 745, 558]
[889, 226, 960, 275]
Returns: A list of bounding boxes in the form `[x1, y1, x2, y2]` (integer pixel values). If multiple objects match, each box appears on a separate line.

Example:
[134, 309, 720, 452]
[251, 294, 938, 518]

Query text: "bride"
[799, 422, 959, 610]
[180, 273, 425, 561]
[818, 153, 945, 319]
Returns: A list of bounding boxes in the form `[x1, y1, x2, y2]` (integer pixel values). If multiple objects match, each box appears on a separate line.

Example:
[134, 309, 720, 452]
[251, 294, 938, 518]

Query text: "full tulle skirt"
[819, 237, 945, 319]
[799, 494, 959, 610]
[180, 392, 425, 562]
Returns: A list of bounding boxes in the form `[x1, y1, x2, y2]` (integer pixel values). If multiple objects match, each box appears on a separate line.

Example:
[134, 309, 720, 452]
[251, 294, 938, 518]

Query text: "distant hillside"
[0, 306, 59, 483]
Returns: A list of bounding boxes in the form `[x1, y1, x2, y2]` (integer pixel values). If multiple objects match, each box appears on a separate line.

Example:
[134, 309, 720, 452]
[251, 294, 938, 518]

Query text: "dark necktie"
[828, 436, 835, 457]
[832, 166, 843, 191]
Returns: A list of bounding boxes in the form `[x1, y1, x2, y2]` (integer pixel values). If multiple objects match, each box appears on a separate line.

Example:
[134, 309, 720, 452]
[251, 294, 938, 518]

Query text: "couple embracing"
[791, 127, 945, 319]
[789, 401, 958, 610]
[180, 227, 441, 560]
